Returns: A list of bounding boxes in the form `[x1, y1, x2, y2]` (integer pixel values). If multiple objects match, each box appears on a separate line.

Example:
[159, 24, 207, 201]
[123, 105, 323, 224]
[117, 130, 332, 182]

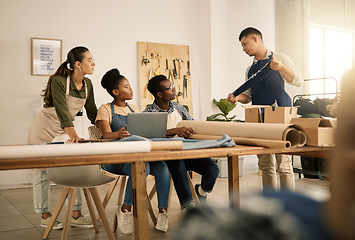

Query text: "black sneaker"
[195, 184, 207, 204]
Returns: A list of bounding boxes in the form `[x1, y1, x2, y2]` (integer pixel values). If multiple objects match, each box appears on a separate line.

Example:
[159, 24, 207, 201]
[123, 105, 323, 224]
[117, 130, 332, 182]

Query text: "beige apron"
[167, 108, 183, 130]
[28, 76, 87, 145]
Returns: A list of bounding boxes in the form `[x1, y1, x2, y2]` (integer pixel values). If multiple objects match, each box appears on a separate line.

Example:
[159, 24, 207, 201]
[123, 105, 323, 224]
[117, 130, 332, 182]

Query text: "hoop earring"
[67, 63, 73, 71]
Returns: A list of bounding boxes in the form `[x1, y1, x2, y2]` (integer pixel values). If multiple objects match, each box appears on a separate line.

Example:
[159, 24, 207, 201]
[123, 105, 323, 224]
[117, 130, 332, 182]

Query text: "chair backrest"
[48, 134, 115, 188]
[88, 126, 103, 139]
[48, 165, 115, 188]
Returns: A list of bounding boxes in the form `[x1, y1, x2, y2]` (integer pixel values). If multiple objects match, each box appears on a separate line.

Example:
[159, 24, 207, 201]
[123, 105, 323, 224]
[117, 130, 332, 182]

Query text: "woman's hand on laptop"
[168, 127, 195, 139]
[117, 127, 131, 139]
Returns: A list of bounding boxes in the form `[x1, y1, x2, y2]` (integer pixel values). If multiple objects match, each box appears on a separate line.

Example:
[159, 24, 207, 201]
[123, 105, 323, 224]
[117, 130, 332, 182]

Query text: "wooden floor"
[0, 168, 330, 240]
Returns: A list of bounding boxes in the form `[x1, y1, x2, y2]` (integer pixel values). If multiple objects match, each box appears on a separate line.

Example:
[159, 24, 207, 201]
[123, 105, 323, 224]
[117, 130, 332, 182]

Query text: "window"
[308, 24, 353, 97]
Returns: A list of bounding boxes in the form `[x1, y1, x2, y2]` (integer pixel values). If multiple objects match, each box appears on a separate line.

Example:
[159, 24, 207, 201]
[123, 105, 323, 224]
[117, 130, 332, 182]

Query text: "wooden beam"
[132, 162, 149, 240]
[228, 155, 240, 208]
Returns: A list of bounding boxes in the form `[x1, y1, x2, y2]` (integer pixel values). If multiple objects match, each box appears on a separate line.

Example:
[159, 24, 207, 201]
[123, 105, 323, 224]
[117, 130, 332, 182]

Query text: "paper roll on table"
[177, 120, 306, 147]
[191, 134, 291, 149]
[0, 141, 152, 159]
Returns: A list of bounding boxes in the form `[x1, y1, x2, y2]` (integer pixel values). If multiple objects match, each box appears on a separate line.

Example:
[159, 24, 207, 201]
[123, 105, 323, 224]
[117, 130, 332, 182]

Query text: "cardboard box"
[243, 105, 298, 124]
[290, 118, 337, 146]
[244, 107, 261, 123]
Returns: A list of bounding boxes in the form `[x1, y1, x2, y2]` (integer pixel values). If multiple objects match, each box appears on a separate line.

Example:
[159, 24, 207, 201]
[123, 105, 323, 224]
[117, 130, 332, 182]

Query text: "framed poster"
[31, 38, 62, 76]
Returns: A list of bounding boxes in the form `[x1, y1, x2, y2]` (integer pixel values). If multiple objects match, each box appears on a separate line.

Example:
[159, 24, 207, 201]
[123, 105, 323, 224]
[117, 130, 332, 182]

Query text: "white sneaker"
[155, 209, 168, 232]
[118, 205, 133, 234]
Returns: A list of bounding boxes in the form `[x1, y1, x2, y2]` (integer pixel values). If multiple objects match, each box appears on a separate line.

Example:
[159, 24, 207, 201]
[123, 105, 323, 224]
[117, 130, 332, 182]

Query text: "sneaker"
[71, 215, 94, 228]
[118, 205, 133, 234]
[195, 184, 207, 204]
[155, 209, 168, 232]
[41, 216, 64, 230]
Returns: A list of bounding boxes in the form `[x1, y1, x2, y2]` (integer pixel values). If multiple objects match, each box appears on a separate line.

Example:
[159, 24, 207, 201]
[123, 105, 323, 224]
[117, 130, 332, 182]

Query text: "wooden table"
[0, 145, 331, 240]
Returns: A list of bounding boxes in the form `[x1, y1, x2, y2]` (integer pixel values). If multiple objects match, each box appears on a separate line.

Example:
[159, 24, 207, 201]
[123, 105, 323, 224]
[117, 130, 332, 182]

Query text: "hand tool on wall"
[168, 69, 175, 84]
[187, 60, 191, 76]
[142, 50, 150, 66]
[154, 58, 161, 75]
[144, 68, 154, 98]
[183, 75, 188, 98]
[176, 58, 184, 79]
[165, 59, 169, 71]
[173, 59, 178, 79]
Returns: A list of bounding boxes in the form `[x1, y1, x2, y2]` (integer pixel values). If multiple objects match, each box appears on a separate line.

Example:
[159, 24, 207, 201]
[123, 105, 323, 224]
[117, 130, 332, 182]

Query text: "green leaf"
[214, 98, 236, 115]
[227, 115, 236, 120]
[206, 113, 224, 121]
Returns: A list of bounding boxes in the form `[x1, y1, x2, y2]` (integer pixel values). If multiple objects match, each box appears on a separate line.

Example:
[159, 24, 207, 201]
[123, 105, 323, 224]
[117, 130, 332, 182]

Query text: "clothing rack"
[292, 77, 339, 179]
[293, 77, 340, 103]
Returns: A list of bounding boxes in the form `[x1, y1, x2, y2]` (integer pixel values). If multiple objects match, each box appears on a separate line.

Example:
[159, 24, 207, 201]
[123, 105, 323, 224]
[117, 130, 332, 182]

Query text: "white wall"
[275, 0, 305, 99]
[0, 0, 277, 186]
[210, 0, 276, 121]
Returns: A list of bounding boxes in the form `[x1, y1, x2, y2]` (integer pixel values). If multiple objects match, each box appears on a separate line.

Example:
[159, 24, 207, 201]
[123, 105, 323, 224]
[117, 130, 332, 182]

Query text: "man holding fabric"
[227, 27, 303, 191]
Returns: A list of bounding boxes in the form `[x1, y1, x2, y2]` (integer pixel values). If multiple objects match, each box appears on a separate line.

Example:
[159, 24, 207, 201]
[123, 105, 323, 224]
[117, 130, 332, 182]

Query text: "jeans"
[33, 170, 82, 213]
[165, 158, 219, 208]
[257, 154, 295, 191]
[102, 161, 170, 209]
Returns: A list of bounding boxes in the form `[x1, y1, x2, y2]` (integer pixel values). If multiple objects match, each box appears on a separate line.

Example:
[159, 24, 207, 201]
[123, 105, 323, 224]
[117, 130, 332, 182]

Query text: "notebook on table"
[127, 112, 168, 138]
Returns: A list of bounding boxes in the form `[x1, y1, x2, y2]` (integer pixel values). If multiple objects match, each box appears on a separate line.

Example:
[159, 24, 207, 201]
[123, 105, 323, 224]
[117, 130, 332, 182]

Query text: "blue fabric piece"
[232, 55, 273, 97]
[117, 134, 236, 150]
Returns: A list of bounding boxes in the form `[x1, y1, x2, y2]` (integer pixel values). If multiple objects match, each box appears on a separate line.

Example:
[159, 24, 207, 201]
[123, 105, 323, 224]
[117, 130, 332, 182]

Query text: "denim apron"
[101, 102, 135, 172]
[109, 102, 135, 132]
[28, 76, 88, 145]
[249, 53, 291, 107]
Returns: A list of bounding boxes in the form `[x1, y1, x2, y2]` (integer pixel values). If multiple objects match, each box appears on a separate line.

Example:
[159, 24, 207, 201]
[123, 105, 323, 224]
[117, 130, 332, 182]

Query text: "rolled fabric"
[0, 141, 151, 159]
[191, 134, 291, 149]
[177, 120, 304, 147]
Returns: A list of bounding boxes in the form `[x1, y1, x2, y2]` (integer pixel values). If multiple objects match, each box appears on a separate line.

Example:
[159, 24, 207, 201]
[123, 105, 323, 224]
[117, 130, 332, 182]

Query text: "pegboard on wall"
[137, 42, 193, 116]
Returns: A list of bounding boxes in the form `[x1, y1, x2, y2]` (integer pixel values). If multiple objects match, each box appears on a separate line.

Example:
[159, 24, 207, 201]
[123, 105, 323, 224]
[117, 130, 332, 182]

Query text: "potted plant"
[206, 98, 241, 122]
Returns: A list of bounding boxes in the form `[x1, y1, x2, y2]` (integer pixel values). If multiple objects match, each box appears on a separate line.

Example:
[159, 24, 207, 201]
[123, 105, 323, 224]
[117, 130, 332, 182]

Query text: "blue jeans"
[165, 158, 219, 208]
[102, 161, 170, 209]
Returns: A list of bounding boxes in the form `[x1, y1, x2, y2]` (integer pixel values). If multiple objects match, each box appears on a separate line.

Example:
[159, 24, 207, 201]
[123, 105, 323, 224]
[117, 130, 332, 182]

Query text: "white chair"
[42, 134, 115, 240]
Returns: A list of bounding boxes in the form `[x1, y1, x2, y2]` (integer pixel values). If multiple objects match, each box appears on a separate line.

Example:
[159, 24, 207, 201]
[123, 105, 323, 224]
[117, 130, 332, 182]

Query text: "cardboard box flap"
[290, 118, 336, 146]
[242, 105, 269, 109]
[291, 118, 335, 129]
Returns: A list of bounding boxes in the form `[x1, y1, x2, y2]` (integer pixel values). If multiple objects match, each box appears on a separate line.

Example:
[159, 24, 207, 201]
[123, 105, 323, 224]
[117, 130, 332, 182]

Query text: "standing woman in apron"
[95, 68, 170, 234]
[28, 46, 97, 229]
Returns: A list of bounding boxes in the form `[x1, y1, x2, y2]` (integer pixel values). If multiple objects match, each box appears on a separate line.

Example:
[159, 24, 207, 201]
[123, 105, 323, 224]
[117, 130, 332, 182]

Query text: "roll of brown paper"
[150, 141, 184, 151]
[191, 134, 291, 149]
[298, 131, 307, 147]
[177, 120, 304, 147]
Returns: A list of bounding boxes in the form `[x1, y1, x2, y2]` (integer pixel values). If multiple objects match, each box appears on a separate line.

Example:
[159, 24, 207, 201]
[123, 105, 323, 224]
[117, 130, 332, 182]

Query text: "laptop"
[127, 112, 168, 138]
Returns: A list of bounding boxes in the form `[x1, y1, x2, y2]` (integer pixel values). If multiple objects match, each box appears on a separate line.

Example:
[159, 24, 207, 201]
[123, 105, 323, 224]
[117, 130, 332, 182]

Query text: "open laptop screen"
[126, 112, 168, 138]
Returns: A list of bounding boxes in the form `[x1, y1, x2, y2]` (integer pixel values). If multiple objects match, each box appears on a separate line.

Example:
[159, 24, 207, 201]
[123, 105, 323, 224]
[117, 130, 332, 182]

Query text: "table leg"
[228, 155, 240, 208]
[131, 161, 149, 240]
